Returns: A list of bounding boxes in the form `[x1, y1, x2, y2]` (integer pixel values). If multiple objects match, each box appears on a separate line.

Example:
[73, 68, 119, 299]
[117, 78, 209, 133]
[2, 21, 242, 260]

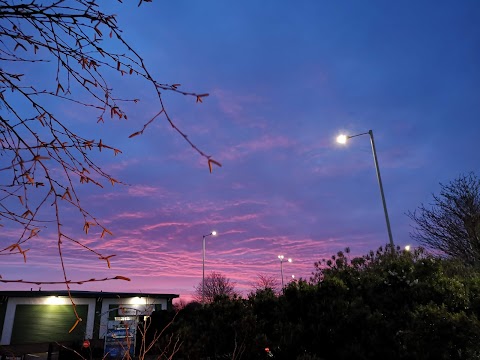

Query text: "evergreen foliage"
[151, 247, 480, 359]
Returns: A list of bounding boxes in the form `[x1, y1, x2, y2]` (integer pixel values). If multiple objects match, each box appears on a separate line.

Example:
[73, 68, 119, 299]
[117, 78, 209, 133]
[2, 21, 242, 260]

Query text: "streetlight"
[336, 130, 395, 252]
[278, 255, 292, 288]
[202, 230, 217, 305]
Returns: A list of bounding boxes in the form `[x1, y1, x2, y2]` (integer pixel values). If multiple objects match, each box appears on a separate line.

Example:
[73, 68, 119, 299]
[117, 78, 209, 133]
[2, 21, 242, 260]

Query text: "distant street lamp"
[404, 245, 411, 251]
[278, 255, 292, 288]
[336, 130, 395, 252]
[202, 231, 217, 305]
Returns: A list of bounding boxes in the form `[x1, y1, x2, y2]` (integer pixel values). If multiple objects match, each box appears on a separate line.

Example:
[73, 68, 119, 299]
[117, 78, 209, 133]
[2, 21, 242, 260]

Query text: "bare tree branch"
[0, 0, 220, 327]
[194, 272, 237, 303]
[408, 173, 480, 264]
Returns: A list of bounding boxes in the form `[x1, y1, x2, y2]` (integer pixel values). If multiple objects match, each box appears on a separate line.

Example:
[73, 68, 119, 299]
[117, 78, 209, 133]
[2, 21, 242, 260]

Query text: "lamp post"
[278, 255, 292, 288]
[202, 231, 217, 305]
[336, 130, 395, 252]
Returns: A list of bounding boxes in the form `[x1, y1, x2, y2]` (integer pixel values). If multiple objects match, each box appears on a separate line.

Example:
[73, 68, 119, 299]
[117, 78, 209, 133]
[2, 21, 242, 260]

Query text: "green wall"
[11, 304, 88, 344]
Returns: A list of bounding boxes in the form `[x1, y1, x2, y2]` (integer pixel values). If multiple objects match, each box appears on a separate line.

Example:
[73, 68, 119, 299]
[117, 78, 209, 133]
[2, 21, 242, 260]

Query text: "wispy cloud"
[213, 88, 266, 128]
[221, 134, 296, 162]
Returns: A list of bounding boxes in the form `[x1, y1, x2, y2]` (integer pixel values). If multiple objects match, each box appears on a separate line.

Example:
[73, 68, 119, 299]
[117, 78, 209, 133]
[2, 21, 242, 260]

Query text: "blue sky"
[2, 0, 480, 300]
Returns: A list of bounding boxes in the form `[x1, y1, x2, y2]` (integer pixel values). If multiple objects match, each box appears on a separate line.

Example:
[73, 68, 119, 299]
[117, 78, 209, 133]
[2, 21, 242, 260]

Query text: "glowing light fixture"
[336, 134, 348, 144]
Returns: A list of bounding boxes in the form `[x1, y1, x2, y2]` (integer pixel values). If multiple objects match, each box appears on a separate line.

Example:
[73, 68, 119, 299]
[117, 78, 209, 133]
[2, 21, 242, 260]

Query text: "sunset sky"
[2, 1, 480, 301]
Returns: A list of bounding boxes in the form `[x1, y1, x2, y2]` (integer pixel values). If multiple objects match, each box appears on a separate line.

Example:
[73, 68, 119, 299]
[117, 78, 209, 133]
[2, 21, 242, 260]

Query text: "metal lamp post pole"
[367, 130, 394, 252]
[278, 255, 292, 289]
[337, 130, 394, 253]
[202, 231, 216, 305]
[202, 234, 206, 305]
[280, 257, 284, 288]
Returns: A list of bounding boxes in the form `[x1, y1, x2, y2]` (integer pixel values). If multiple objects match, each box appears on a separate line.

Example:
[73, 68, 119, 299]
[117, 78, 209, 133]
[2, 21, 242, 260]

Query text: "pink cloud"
[142, 221, 191, 231]
[114, 211, 150, 219]
[213, 88, 266, 128]
[127, 184, 166, 197]
[221, 134, 296, 161]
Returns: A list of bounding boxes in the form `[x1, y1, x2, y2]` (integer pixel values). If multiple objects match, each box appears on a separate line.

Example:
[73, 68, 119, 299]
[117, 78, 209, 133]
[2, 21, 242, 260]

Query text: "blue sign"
[104, 327, 136, 359]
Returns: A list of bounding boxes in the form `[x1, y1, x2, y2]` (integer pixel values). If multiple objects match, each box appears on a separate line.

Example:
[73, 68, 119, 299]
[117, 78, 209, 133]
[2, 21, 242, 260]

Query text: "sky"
[2, 0, 480, 301]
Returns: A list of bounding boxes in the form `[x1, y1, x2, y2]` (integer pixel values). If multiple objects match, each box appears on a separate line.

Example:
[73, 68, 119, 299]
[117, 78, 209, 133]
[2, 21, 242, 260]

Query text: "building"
[0, 290, 178, 358]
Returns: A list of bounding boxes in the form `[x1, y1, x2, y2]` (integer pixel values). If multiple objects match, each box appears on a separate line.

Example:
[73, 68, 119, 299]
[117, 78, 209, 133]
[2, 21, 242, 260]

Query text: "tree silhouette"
[0, 0, 220, 304]
[408, 173, 480, 264]
[194, 272, 237, 303]
[250, 274, 280, 294]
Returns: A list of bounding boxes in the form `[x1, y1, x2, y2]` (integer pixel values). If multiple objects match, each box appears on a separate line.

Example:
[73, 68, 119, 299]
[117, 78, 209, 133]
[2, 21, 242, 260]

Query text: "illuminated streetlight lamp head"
[287, 258, 292, 263]
[278, 255, 284, 260]
[405, 245, 411, 251]
[336, 134, 348, 144]
[211, 231, 217, 236]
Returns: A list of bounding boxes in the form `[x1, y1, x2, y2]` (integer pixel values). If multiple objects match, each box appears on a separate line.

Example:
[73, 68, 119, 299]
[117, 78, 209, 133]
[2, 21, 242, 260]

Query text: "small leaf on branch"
[110, 107, 120, 118]
[56, 83, 64, 95]
[33, 155, 50, 162]
[62, 188, 72, 201]
[101, 228, 113, 238]
[138, 0, 153, 6]
[83, 221, 95, 234]
[114, 276, 131, 281]
[29, 228, 40, 238]
[94, 26, 102, 37]
[20, 249, 29, 263]
[36, 112, 46, 126]
[11, 73, 24, 81]
[25, 174, 34, 185]
[99, 255, 116, 268]
[128, 131, 141, 138]
[68, 318, 82, 333]
[7, 244, 20, 252]
[196, 93, 209, 103]
[14, 42, 27, 51]
[21, 210, 33, 218]
[18, 196, 23, 205]
[207, 158, 222, 173]
[84, 140, 94, 149]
